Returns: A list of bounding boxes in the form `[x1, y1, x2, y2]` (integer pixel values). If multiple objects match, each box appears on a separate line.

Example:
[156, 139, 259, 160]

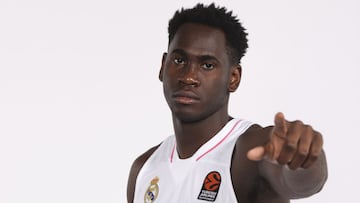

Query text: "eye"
[174, 57, 186, 65]
[202, 63, 215, 70]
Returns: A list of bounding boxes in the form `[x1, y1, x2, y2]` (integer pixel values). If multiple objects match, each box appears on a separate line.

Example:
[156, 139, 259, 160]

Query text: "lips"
[172, 91, 200, 105]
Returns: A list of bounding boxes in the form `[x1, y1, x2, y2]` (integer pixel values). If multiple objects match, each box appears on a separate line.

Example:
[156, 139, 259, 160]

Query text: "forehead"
[168, 23, 228, 58]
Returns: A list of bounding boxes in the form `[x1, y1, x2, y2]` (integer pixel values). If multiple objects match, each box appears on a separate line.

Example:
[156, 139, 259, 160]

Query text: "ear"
[228, 64, 242, 92]
[159, 53, 167, 82]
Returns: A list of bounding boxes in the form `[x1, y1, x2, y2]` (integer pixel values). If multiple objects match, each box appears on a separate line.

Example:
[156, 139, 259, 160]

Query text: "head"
[159, 3, 248, 123]
[168, 3, 248, 65]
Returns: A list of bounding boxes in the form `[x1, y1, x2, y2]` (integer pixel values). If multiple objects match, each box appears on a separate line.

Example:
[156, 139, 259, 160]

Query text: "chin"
[172, 111, 207, 124]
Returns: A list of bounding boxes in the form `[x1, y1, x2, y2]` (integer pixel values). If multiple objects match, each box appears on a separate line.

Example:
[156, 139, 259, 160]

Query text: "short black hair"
[168, 3, 248, 64]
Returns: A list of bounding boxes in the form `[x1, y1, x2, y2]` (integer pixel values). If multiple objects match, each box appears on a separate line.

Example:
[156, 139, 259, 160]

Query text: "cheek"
[203, 78, 229, 102]
[162, 63, 177, 81]
[162, 72, 176, 89]
[162, 70, 177, 96]
[207, 73, 230, 91]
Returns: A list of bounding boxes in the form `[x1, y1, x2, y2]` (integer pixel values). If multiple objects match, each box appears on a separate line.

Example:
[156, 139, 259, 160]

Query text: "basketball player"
[127, 3, 327, 203]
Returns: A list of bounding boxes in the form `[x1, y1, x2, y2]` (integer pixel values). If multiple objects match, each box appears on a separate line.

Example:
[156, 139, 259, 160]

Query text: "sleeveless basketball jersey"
[134, 118, 254, 203]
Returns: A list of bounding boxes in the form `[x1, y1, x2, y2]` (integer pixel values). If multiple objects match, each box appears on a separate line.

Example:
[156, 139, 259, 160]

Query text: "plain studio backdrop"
[0, 0, 359, 202]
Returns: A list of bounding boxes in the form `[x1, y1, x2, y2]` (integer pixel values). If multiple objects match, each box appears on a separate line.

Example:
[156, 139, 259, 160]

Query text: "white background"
[0, 0, 359, 202]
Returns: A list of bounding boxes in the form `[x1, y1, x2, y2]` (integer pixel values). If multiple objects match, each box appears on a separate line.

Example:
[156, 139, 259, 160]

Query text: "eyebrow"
[170, 49, 187, 56]
[170, 49, 220, 63]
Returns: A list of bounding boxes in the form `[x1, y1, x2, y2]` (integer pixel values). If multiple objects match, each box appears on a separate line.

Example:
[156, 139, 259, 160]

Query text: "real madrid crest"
[144, 176, 159, 203]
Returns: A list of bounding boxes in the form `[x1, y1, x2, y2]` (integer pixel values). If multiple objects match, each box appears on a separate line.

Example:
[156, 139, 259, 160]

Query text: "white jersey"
[134, 118, 253, 203]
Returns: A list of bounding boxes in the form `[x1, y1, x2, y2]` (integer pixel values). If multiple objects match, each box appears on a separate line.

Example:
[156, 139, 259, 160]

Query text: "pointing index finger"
[269, 112, 288, 160]
[273, 112, 287, 139]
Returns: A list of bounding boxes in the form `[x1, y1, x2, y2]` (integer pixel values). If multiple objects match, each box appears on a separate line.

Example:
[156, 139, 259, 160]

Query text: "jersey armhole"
[127, 144, 161, 202]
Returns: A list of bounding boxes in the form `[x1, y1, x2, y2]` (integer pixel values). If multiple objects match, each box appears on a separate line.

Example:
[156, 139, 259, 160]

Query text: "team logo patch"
[197, 171, 221, 202]
[144, 176, 159, 203]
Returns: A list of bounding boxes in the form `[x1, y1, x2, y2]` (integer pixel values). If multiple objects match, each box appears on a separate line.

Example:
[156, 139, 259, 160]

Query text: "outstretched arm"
[247, 112, 328, 199]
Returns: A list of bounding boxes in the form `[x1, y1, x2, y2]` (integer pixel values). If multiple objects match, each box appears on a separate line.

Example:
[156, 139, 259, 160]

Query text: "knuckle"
[304, 124, 313, 132]
[307, 154, 319, 163]
[294, 120, 304, 126]
[285, 137, 298, 150]
[298, 148, 309, 157]
[312, 149, 322, 157]
[308, 149, 321, 161]
[284, 142, 297, 152]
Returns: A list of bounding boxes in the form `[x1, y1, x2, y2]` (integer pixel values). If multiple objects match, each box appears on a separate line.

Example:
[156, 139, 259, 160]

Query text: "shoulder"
[236, 123, 271, 147]
[126, 144, 160, 203]
[232, 123, 271, 166]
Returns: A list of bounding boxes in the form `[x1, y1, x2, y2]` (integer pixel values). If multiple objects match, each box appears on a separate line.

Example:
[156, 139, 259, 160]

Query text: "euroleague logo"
[197, 171, 221, 202]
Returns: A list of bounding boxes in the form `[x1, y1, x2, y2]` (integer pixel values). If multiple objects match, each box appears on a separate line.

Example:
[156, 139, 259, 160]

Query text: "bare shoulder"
[127, 144, 160, 203]
[233, 124, 270, 159]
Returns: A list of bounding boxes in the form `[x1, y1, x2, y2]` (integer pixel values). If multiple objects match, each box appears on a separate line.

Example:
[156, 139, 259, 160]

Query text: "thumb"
[247, 143, 274, 161]
[247, 146, 266, 161]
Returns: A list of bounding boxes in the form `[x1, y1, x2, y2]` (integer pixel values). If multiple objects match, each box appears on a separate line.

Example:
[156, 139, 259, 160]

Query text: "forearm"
[260, 150, 328, 199]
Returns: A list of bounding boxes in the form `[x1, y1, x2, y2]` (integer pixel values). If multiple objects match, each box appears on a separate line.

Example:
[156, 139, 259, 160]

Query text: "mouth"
[172, 91, 200, 105]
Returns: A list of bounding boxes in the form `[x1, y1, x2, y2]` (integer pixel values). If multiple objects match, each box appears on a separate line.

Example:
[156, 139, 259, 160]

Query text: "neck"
[172, 110, 231, 159]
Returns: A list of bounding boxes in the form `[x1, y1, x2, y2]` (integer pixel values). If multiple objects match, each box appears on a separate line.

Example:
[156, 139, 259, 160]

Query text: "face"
[159, 23, 241, 123]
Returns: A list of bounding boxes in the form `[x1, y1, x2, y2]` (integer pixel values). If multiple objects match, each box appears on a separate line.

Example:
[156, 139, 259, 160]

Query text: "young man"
[127, 3, 327, 203]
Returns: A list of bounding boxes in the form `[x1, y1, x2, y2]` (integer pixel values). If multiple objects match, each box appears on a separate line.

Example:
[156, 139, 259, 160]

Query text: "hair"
[168, 3, 248, 65]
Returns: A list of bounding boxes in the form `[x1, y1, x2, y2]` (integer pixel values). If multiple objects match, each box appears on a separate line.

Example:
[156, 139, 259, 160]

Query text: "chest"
[135, 158, 238, 203]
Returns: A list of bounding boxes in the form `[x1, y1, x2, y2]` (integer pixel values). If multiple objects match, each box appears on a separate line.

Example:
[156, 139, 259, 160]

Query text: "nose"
[178, 63, 200, 87]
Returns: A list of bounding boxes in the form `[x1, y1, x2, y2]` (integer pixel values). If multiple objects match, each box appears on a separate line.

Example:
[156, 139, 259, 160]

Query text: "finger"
[270, 112, 288, 160]
[302, 131, 323, 168]
[270, 134, 285, 160]
[277, 120, 303, 165]
[288, 125, 313, 170]
[273, 112, 287, 139]
[247, 143, 274, 161]
[247, 146, 265, 161]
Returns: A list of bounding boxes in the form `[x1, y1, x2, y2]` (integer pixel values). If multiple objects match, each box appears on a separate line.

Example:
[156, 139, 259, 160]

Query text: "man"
[127, 3, 327, 203]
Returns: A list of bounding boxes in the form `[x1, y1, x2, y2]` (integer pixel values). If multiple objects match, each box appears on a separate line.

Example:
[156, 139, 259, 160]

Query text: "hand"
[247, 112, 323, 170]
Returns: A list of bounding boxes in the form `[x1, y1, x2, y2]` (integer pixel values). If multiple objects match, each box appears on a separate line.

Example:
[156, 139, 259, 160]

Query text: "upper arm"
[127, 145, 160, 203]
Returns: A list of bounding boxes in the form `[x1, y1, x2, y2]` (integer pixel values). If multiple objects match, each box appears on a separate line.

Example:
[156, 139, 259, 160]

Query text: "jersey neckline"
[170, 118, 243, 163]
